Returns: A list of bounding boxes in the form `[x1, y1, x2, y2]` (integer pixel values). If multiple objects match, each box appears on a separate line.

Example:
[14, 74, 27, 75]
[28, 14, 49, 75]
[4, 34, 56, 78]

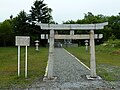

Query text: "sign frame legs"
[17, 46, 28, 78]
[18, 46, 20, 77]
[25, 46, 28, 78]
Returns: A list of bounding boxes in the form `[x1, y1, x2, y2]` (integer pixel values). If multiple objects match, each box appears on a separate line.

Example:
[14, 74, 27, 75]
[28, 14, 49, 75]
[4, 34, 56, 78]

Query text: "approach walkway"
[53, 48, 90, 83]
[26, 48, 111, 90]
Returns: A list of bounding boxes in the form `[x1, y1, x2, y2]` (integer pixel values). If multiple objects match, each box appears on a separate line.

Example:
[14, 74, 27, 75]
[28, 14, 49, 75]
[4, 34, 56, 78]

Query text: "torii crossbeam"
[36, 22, 108, 30]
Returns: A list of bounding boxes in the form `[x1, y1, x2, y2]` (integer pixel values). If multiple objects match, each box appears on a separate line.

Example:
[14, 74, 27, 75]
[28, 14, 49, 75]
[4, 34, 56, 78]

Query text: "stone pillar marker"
[90, 30, 96, 77]
[48, 30, 54, 78]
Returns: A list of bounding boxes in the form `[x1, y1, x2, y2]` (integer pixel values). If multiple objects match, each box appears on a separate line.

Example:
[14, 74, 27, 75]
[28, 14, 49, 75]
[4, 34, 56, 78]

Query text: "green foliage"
[0, 0, 54, 46]
[63, 12, 120, 42]
[0, 20, 14, 46]
[12, 10, 30, 36]
[104, 39, 120, 47]
[83, 12, 107, 24]
[29, 0, 53, 23]
[63, 20, 76, 24]
[108, 15, 120, 39]
[28, 0, 53, 43]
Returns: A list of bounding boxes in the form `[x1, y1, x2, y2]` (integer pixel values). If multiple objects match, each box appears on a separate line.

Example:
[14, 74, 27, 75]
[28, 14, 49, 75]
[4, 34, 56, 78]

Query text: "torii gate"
[36, 22, 108, 79]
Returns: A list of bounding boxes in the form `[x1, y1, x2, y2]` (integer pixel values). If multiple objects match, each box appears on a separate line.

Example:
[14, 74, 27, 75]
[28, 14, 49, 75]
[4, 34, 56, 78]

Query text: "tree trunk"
[3, 39, 6, 46]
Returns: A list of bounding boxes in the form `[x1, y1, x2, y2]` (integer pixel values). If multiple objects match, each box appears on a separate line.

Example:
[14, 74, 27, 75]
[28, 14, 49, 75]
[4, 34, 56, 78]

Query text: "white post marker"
[25, 46, 28, 78]
[15, 36, 30, 78]
[18, 45, 20, 77]
[90, 30, 96, 77]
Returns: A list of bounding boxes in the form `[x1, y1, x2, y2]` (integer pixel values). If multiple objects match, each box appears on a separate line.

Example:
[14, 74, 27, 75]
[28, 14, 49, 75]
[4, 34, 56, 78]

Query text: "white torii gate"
[36, 22, 108, 79]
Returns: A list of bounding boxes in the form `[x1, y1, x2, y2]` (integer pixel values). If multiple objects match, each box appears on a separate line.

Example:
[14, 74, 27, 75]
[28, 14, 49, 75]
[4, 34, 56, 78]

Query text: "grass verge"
[65, 45, 120, 81]
[0, 47, 48, 89]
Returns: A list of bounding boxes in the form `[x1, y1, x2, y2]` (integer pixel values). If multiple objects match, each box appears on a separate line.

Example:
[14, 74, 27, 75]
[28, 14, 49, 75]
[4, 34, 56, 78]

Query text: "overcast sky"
[0, 0, 120, 23]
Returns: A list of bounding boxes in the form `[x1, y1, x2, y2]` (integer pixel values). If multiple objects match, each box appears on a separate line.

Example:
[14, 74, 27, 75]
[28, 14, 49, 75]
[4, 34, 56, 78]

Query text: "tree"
[0, 20, 14, 46]
[28, 0, 53, 46]
[63, 20, 76, 24]
[108, 15, 120, 39]
[29, 0, 53, 23]
[63, 12, 110, 42]
[10, 15, 13, 20]
[12, 10, 30, 36]
[83, 12, 108, 24]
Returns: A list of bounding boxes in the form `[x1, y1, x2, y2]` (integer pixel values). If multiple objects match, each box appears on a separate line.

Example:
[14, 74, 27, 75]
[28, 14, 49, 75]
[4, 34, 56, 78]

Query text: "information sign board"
[16, 36, 30, 46]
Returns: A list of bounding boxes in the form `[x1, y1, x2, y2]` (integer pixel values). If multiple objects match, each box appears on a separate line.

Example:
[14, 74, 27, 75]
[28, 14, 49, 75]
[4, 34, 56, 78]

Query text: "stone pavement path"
[26, 48, 114, 90]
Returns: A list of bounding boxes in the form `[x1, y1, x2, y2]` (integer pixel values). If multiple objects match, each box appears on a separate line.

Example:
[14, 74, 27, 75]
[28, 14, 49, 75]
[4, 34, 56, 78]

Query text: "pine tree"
[29, 0, 53, 23]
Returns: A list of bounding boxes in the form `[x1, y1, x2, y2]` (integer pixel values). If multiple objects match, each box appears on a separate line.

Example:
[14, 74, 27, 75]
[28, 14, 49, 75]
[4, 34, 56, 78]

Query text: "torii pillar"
[90, 30, 96, 77]
[48, 29, 54, 78]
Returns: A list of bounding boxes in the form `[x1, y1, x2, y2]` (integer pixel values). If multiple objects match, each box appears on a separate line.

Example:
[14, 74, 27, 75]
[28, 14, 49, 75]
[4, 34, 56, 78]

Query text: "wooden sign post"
[15, 36, 30, 78]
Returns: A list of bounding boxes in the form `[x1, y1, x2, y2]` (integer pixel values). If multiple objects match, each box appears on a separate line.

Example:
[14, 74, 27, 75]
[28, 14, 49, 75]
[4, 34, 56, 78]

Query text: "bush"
[103, 39, 120, 47]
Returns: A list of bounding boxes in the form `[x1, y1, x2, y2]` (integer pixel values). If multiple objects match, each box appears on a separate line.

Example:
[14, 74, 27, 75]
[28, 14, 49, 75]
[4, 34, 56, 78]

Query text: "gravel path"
[25, 48, 117, 90]
[52, 48, 112, 90]
[53, 48, 90, 83]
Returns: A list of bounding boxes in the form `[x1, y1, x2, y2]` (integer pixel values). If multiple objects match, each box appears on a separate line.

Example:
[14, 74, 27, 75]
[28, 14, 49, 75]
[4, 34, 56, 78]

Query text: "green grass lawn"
[65, 45, 120, 81]
[0, 47, 48, 89]
[0, 46, 120, 89]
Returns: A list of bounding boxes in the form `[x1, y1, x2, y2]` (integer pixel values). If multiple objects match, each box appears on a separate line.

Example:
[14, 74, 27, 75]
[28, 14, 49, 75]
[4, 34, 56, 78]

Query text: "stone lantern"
[85, 40, 89, 52]
[35, 40, 39, 51]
